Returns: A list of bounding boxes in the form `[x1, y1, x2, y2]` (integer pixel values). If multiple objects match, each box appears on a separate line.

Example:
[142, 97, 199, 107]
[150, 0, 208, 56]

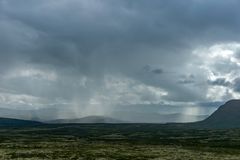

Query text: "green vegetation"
[0, 124, 240, 159]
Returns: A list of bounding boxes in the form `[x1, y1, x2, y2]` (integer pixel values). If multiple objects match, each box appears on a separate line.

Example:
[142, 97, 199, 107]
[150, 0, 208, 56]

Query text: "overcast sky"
[1, 0, 240, 120]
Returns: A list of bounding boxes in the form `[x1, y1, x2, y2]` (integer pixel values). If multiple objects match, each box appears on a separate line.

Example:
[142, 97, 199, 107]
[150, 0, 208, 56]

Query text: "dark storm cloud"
[152, 69, 163, 75]
[1, 0, 240, 70]
[0, 0, 240, 119]
[142, 65, 164, 75]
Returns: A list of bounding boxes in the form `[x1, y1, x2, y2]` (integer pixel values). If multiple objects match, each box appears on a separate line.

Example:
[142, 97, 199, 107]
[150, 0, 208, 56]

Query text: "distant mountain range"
[1, 99, 240, 128]
[46, 116, 125, 124]
[0, 118, 42, 127]
[0, 107, 208, 123]
[111, 112, 208, 123]
[0, 107, 59, 121]
[46, 114, 208, 124]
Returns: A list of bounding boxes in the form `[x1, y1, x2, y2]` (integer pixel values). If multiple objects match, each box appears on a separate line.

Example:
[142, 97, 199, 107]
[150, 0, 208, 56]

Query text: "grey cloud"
[208, 78, 231, 87]
[152, 69, 163, 74]
[178, 74, 195, 84]
[178, 79, 195, 85]
[234, 49, 240, 59]
[233, 78, 240, 92]
[143, 65, 164, 75]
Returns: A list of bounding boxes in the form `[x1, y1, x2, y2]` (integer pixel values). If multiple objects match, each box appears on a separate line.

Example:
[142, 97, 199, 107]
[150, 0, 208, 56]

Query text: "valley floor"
[0, 124, 240, 160]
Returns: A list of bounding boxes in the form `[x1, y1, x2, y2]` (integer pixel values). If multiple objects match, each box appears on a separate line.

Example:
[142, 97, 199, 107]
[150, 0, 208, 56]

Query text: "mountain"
[0, 108, 58, 121]
[112, 111, 208, 123]
[46, 116, 125, 124]
[195, 99, 240, 128]
[0, 107, 76, 121]
[0, 107, 208, 123]
[0, 117, 42, 127]
[150, 113, 208, 123]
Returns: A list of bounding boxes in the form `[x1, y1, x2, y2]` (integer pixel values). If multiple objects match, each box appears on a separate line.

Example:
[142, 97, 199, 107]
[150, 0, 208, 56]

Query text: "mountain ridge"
[0, 117, 42, 127]
[46, 115, 125, 124]
[195, 99, 240, 128]
[1, 99, 240, 128]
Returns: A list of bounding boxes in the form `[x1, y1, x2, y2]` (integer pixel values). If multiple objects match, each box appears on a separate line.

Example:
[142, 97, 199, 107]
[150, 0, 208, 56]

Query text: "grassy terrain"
[0, 124, 240, 159]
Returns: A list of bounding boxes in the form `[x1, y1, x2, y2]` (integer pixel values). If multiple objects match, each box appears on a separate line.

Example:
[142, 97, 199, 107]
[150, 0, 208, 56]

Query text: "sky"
[1, 0, 240, 121]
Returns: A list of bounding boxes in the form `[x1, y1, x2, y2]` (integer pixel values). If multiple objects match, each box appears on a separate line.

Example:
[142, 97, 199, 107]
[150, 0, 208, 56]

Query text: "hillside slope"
[0, 118, 42, 127]
[195, 100, 240, 128]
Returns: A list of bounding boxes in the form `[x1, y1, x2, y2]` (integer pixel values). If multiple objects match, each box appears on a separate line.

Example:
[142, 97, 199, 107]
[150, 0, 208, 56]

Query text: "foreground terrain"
[0, 124, 240, 159]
